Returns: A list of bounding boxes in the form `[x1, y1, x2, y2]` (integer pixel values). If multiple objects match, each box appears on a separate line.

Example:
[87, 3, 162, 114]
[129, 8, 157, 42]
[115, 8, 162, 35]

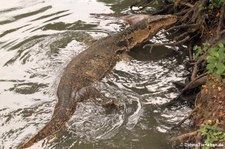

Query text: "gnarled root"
[170, 130, 199, 142]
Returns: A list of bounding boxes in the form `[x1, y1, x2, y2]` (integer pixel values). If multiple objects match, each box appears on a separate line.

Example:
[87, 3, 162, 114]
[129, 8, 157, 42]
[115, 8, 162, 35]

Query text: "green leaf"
[214, 51, 219, 58]
[216, 63, 225, 75]
[219, 43, 224, 48]
[207, 63, 215, 73]
[207, 56, 217, 63]
[208, 47, 216, 55]
[193, 45, 201, 51]
[218, 49, 225, 62]
[203, 42, 210, 51]
[206, 64, 215, 74]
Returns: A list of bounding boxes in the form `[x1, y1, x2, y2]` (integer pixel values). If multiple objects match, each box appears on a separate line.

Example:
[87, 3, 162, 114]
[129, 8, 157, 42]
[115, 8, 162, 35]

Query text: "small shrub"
[193, 41, 225, 83]
[200, 121, 225, 149]
[193, 42, 209, 59]
[208, 0, 225, 9]
[206, 41, 225, 82]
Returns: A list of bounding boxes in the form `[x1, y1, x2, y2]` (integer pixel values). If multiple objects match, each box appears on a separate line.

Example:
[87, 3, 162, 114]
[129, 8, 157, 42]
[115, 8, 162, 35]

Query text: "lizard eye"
[117, 40, 128, 47]
[116, 49, 124, 55]
[128, 37, 133, 44]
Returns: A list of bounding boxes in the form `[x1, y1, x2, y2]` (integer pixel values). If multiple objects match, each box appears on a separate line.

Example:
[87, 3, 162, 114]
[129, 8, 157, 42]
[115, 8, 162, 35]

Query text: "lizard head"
[122, 14, 176, 26]
[120, 14, 177, 49]
[144, 14, 177, 33]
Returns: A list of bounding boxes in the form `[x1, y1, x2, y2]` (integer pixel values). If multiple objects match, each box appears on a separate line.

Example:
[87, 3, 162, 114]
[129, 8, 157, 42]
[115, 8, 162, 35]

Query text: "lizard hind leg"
[92, 93, 123, 111]
[75, 86, 123, 110]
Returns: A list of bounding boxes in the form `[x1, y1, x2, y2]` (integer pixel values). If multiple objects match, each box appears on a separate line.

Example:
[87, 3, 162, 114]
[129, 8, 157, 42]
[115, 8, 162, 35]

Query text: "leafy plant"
[200, 121, 225, 149]
[206, 41, 225, 82]
[208, 0, 225, 9]
[193, 41, 225, 83]
[193, 42, 209, 59]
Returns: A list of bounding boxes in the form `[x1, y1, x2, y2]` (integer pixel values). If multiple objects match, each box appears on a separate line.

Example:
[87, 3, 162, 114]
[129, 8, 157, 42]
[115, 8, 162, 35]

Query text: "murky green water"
[0, 0, 190, 149]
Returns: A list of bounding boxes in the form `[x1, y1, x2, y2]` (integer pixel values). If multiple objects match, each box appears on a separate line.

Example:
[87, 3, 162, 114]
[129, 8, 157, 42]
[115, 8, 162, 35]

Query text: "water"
[0, 0, 190, 148]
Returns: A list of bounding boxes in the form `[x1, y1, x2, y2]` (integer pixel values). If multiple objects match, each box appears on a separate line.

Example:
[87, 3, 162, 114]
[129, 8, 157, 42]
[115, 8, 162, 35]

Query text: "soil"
[196, 76, 225, 131]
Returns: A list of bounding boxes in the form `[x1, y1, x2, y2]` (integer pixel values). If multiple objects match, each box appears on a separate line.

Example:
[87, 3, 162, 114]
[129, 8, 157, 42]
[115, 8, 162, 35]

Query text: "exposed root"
[174, 31, 193, 41]
[191, 54, 207, 81]
[195, 132, 201, 149]
[187, 41, 193, 60]
[220, 29, 225, 36]
[170, 130, 199, 142]
[143, 36, 190, 49]
[174, 0, 193, 8]
[167, 23, 199, 32]
[217, 3, 225, 34]
[171, 107, 198, 130]
[181, 76, 207, 94]
[216, 3, 225, 40]
[182, 0, 207, 23]
[174, 8, 189, 16]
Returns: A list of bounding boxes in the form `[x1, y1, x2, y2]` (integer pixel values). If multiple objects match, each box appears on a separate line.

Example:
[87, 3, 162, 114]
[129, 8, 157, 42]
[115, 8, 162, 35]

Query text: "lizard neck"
[115, 15, 177, 51]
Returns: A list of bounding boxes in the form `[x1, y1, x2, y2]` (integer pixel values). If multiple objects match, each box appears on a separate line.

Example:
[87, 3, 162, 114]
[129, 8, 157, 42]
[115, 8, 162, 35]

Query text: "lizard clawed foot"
[93, 98, 123, 110]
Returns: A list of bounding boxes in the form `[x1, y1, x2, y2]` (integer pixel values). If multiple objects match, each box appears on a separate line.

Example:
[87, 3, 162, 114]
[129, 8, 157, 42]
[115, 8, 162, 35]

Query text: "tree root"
[167, 23, 199, 32]
[175, 1, 193, 8]
[187, 41, 193, 60]
[181, 76, 207, 94]
[171, 107, 198, 130]
[174, 31, 193, 41]
[195, 132, 202, 149]
[217, 3, 225, 34]
[216, 3, 225, 41]
[191, 53, 207, 81]
[174, 8, 189, 16]
[182, 0, 207, 23]
[170, 130, 199, 142]
[143, 36, 190, 50]
[169, 0, 208, 40]
[220, 29, 225, 36]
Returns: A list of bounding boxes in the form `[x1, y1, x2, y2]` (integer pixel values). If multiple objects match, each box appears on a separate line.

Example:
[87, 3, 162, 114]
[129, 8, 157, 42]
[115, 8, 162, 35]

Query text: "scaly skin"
[18, 15, 177, 148]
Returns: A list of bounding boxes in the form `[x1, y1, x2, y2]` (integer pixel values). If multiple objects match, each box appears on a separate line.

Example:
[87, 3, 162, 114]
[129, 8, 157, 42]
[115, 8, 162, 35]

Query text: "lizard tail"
[17, 108, 74, 149]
